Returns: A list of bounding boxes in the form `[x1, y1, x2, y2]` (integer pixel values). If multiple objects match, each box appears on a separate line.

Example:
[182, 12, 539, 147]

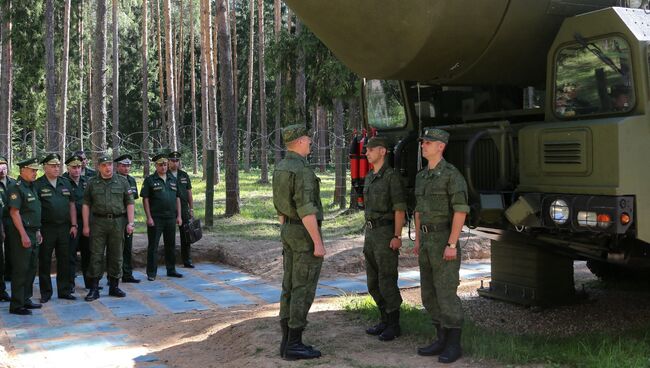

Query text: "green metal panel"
[285, 0, 616, 85]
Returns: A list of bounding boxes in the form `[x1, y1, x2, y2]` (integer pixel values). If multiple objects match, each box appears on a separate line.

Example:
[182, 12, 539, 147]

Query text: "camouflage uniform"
[35, 154, 76, 300]
[363, 151, 406, 316]
[415, 157, 469, 329]
[7, 158, 42, 313]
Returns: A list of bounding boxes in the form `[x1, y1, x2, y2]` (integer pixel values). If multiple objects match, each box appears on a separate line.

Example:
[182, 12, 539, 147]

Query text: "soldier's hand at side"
[147, 217, 155, 227]
[443, 246, 457, 261]
[126, 223, 135, 235]
[20, 234, 31, 248]
[70, 226, 78, 239]
[390, 237, 402, 251]
[313, 242, 326, 258]
[414, 239, 420, 255]
[176, 216, 182, 226]
[36, 231, 43, 245]
[83, 227, 90, 237]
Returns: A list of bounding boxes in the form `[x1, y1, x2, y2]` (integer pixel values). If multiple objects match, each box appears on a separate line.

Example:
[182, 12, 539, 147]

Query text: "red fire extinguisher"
[356, 130, 369, 208]
[349, 129, 360, 191]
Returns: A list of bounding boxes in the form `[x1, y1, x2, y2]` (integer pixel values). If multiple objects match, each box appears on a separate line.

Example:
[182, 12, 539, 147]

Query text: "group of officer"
[273, 125, 467, 363]
[0, 150, 195, 315]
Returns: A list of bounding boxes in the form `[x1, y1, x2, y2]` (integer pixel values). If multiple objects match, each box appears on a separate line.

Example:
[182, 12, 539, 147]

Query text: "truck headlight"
[550, 199, 570, 224]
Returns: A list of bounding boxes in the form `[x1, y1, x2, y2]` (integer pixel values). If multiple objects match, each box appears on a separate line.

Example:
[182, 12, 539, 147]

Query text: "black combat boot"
[108, 277, 126, 297]
[417, 323, 447, 356]
[366, 307, 388, 335]
[438, 328, 462, 363]
[283, 328, 321, 361]
[279, 318, 289, 358]
[378, 310, 401, 341]
[84, 278, 100, 302]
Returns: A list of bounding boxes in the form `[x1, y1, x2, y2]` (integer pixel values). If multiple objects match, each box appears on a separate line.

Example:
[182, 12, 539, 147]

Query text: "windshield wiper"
[574, 33, 623, 75]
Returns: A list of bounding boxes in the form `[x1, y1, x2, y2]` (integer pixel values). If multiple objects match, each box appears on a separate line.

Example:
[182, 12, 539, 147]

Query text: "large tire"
[586, 260, 634, 281]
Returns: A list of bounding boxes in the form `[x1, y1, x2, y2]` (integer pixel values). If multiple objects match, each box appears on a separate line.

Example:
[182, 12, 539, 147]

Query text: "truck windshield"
[555, 36, 634, 118]
[366, 80, 406, 129]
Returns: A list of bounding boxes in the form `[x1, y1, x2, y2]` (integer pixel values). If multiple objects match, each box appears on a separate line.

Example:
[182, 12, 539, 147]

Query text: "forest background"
[0, 0, 361, 216]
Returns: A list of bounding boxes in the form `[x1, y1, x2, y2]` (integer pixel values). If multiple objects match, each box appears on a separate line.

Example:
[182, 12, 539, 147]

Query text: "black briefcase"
[182, 217, 203, 244]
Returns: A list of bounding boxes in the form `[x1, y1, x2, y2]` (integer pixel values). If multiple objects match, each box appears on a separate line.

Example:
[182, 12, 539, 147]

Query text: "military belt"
[93, 213, 126, 219]
[420, 222, 450, 233]
[285, 217, 322, 227]
[365, 218, 394, 230]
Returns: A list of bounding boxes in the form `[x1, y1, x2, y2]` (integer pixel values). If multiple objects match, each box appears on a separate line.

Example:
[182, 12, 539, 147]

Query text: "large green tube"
[286, 0, 618, 85]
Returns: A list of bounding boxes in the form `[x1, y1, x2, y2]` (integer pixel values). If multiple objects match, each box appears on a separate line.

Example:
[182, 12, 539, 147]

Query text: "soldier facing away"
[82, 155, 135, 301]
[362, 136, 407, 341]
[114, 154, 141, 283]
[273, 124, 325, 361]
[7, 158, 43, 315]
[414, 128, 469, 364]
[34, 153, 78, 302]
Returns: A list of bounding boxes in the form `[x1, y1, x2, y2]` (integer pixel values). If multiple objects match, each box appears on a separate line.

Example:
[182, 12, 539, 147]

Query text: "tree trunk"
[228, 0, 238, 134]
[93, 0, 108, 162]
[295, 18, 306, 123]
[257, 0, 268, 183]
[59, 0, 72, 162]
[317, 104, 327, 173]
[211, 2, 221, 182]
[177, 0, 184, 132]
[333, 98, 346, 208]
[273, 0, 282, 164]
[0, 0, 12, 163]
[215, 0, 240, 215]
[111, 0, 120, 156]
[156, 0, 166, 145]
[142, 0, 150, 176]
[348, 96, 361, 208]
[45, 0, 58, 152]
[199, 0, 210, 179]
[163, 0, 178, 150]
[78, 0, 84, 152]
[190, 0, 198, 174]
[243, 0, 254, 172]
[87, 47, 93, 154]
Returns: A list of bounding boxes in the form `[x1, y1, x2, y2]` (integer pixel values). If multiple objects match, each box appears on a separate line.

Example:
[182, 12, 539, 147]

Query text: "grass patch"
[341, 295, 650, 368]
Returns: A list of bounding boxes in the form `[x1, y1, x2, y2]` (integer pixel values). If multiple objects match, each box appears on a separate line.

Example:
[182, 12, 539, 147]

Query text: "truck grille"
[543, 141, 582, 164]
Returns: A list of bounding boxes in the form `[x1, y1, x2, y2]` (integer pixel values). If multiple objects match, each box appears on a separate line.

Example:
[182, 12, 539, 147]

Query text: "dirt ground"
[116, 233, 650, 367]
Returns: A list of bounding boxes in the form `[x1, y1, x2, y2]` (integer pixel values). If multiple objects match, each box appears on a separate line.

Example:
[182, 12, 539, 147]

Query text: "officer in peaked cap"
[82, 153, 135, 301]
[34, 153, 78, 302]
[167, 151, 195, 268]
[141, 152, 182, 281]
[114, 153, 140, 283]
[63, 153, 91, 292]
[0, 155, 16, 302]
[7, 157, 43, 315]
[414, 128, 469, 363]
[273, 124, 324, 360]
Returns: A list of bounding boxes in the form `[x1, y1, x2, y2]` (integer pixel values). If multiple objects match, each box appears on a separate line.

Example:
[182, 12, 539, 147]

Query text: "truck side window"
[555, 36, 634, 118]
[366, 80, 407, 129]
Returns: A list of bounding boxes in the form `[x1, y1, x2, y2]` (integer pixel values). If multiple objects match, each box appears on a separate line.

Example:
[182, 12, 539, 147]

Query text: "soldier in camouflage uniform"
[115, 154, 141, 283]
[141, 152, 183, 281]
[63, 154, 90, 290]
[362, 136, 406, 341]
[0, 156, 15, 302]
[414, 129, 469, 364]
[82, 155, 135, 301]
[167, 151, 195, 268]
[35, 153, 78, 302]
[273, 124, 324, 361]
[7, 158, 43, 315]
[74, 150, 97, 178]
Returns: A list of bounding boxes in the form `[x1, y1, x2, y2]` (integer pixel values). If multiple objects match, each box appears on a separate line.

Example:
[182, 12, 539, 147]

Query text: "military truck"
[285, 0, 650, 305]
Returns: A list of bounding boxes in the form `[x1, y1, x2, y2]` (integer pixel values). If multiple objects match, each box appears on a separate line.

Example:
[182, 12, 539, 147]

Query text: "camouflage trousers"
[364, 224, 402, 313]
[88, 217, 125, 279]
[418, 230, 463, 328]
[280, 223, 323, 329]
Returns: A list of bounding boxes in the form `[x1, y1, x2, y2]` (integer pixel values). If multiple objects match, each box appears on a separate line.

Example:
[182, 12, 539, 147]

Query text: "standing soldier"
[168, 151, 195, 268]
[82, 155, 135, 301]
[63, 154, 90, 291]
[0, 156, 15, 301]
[7, 158, 43, 315]
[141, 153, 183, 281]
[414, 129, 469, 364]
[114, 154, 140, 283]
[73, 150, 97, 177]
[273, 125, 325, 361]
[35, 153, 78, 302]
[362, 136, 406, 341]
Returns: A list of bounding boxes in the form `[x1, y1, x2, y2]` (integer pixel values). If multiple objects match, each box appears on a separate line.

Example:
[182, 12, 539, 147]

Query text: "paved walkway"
[0, 262, 491, 368]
